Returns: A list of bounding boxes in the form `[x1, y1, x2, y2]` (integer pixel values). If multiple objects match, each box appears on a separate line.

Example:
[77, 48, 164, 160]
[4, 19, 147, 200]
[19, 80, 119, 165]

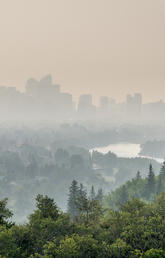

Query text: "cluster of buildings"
[0, 74, 164, 122]
[0, 75, 74, 120]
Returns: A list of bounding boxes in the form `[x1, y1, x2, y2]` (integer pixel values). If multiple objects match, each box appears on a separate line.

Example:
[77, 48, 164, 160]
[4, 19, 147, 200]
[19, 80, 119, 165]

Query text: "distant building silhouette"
[100, 96, 109, 110]
[77, 94, 96, 119]
[126, 93, 142, 120]
[0, 74, 165, 123]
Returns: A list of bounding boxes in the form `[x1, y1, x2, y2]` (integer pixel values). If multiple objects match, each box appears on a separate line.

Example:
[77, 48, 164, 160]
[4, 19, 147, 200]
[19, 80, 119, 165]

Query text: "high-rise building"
[78, 94, 92, 106]
[100, 96, 109, 109]
[26, 75, 60, 101]
[126, 93, 142, 119]
[77, 94, 96, 119]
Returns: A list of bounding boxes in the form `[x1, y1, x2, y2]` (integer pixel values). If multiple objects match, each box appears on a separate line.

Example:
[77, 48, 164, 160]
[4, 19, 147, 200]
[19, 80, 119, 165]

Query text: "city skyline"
[0, 74, 164, 123]
[0, 74, 145, 107]
[1, 73, 165, 106]
[0, 0, 165, 103]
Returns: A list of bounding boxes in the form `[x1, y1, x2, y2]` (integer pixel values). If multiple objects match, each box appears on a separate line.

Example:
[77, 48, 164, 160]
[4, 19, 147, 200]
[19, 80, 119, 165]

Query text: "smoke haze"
[0, 0, 165, 103]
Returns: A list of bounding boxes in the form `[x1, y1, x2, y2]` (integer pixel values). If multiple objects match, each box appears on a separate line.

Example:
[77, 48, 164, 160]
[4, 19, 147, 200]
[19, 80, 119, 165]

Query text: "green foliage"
[143, 248, 165, 258]
[95, 188, 104, 205]
[0, 182, 165, 257]
[67, 180, 80, 219]
[35, 194, 59, 220]
[0, 226, 20, 257]
[145, 164, 156, 200]
[9, 225, 33, 257]
[0, 198, 13, 227]
[109, 238, 131, 258]
[104, 162, 165, 210]
[42, 234, 100, 258]
[44, 236, 79, 257]
[67, 180, 103, 225]
[90, 185, 96, 200]
[28, 195, 72, 255]
[76, 196, 104, 225]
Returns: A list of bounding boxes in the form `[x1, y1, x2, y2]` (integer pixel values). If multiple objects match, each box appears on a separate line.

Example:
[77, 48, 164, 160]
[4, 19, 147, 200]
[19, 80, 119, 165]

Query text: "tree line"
[105, 162, 165, 210]
[67, 180, 103, 221]
[0, 184, 164, 256]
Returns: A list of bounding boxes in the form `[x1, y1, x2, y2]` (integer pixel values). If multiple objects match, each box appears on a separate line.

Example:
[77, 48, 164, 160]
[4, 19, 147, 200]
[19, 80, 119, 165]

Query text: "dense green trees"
[118, 185, 129, 206]
[91, 150, 160, 188]
[105, 162, 165, 210]
[0, 191, 165, 257]
[67, 181, 103, 225]
[0, 153, 165, 257]
[0, 198, 13, 227]
[157, 173, 164, 196]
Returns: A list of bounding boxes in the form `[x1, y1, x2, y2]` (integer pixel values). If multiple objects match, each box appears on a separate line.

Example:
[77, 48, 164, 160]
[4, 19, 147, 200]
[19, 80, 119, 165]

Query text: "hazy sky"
[0, 0, 165, 103]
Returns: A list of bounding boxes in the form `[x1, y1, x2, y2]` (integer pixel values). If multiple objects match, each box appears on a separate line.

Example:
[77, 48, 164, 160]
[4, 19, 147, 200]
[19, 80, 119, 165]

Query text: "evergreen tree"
[145, 164, 155, 200]
[157, 173, 164, 196]
[160, 161, 165, 180]
[67, 180, 80, 219]
[76, 195, 103, 225]
[90, 185, 96, 200]
[29, 195, 59, 222]
[136, 171, 141, 180]
[118, 185, 129, 206]
[0, 198, 13, 227]
[79, 183, 87, 199]
[96, 188, 103, 203]
[157, 161, 165, 195]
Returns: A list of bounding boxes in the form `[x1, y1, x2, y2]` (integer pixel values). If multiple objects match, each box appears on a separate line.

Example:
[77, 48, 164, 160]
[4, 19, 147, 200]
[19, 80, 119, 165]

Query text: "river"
[90, 142, 164, 163]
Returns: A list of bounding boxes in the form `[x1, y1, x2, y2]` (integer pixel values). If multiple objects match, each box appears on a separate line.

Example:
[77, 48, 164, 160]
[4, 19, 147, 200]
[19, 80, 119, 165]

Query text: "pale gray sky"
[0, 0, 165, 103]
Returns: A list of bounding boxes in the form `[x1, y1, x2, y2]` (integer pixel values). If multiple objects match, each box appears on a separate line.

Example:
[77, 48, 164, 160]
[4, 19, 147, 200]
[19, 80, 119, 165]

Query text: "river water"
[90, 143, 164, 163]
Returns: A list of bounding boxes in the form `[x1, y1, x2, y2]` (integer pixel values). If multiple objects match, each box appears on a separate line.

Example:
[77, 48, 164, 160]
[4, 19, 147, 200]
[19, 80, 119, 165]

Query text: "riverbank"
[90, 142, 164, 163]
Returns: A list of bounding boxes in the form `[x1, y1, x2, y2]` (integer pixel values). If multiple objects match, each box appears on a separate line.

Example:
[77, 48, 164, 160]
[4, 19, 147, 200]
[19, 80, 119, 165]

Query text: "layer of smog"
[0, 1, 165, 256]
[0, 75, 164, 222]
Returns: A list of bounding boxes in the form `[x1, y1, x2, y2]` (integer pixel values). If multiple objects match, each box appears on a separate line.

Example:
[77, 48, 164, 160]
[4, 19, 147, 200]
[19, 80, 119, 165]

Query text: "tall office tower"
[126, 93, 142, 120]
[134, 92, 142, 108]
[100, 96, 109, 109]
[0, 86, 29, 119]
[99, 96, 110, 119]
[77, 94, 95, 119]
[25, 75, 60, 101]
[143, 100, 165, 122]
[126, 94, 132, 105]
[25, 78, 39, 98]
[25, 74, 63, 119]
[78, 94, 92, 107]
